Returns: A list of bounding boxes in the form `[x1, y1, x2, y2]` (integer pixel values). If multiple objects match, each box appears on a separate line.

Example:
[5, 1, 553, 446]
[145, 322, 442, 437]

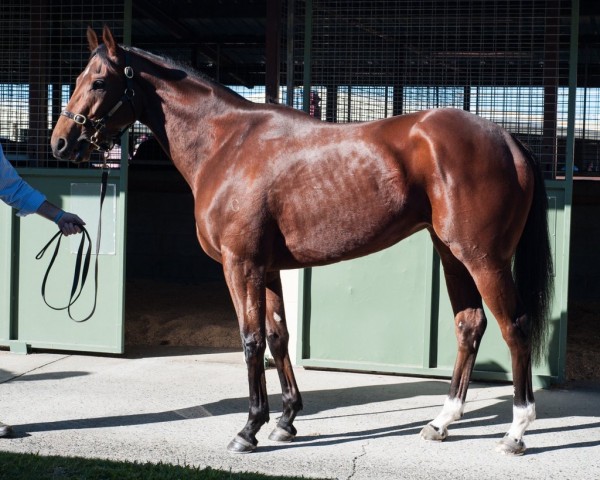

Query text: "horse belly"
[275, 171, 419, 266]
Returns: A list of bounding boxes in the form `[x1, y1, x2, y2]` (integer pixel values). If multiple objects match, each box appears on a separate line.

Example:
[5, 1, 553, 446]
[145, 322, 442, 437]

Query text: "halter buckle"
[124, 66, 134, 79]
[73, 114, 87, 125]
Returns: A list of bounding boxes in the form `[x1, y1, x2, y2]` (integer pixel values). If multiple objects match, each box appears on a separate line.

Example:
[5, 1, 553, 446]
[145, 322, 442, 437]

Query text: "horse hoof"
[269, 426, 296, 443]
[420, 423, 447, 442]
[227, 435, 256, 454]
[495, 434, 526, 456]
[0, 422, 12, 438]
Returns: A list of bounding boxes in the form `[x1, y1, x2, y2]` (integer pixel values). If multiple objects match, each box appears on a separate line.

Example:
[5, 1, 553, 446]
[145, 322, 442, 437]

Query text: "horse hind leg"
[421, 237, 487, 442]
[265, 272, 303, 442]
[472, 265, 536, 456]
[461, 259, 535, 455]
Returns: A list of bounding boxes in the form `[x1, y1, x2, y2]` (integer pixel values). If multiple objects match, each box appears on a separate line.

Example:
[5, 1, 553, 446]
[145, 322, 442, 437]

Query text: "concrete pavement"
[0, 346, 598, 479]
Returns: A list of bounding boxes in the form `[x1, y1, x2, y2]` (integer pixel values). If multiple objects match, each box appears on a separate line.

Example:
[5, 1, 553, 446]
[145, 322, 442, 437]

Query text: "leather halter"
[61, 52, 136, 153]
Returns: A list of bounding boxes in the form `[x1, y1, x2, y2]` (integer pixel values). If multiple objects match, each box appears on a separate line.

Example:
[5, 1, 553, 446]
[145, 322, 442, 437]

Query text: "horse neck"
[132, 51, 247, 185]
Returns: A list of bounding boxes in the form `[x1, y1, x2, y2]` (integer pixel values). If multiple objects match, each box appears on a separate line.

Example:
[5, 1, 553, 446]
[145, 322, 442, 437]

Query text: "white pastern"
[430, 397, 464, 431]
[506, 403, 536, 441]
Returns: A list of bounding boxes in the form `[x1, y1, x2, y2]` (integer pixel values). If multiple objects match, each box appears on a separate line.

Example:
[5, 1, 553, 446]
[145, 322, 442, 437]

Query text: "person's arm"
[1, 145, 84, 236]
[35, 200, 85, 236]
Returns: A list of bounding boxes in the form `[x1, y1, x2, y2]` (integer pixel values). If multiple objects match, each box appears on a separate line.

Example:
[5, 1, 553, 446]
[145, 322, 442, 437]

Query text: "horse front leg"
[265, 272, 303, 443]
[223, 256, 269, 454]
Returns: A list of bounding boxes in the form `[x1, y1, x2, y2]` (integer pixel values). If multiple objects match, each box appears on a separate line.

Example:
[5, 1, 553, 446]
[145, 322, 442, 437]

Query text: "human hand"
[56, 211, 86, 236]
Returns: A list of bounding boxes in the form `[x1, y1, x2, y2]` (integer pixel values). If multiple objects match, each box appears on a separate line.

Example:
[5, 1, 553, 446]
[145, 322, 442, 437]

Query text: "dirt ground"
[125, 279, 240, 349]
[565, 300, 600, 384]
[125, 279, 599, 384]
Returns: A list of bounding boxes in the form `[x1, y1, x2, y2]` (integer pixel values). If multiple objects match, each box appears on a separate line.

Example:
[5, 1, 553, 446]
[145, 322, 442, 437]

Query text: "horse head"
[51, 25, 136, 163]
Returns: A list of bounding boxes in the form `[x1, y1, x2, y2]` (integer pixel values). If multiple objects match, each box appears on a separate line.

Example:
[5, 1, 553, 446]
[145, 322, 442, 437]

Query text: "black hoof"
[227, 435, 256, 454]
[269, 426, 296, 442]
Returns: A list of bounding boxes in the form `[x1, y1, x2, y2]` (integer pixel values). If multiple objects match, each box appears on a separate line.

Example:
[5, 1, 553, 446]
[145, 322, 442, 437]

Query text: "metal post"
[554, 0, 579, 384]
[286, 0, 295, 107]
[28, 0, 50, 166]
[302, 0, 313, 113]
[266, 0, 282, 103]
[392, 85, 403, 116]
[542, 0, 560, 177]
[325, 85, 337, 122]
[565, 0, 579, 186]
[463, 86, 471, 111]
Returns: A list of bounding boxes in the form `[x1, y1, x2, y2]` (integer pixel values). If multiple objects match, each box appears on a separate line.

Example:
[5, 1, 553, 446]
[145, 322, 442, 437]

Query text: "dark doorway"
[125, 145, 239, 350]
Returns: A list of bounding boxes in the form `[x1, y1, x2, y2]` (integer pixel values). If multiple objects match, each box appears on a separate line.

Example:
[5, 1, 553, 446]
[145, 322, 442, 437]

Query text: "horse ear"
[87, 26, 99, 52]
[102, 25, 118, 59]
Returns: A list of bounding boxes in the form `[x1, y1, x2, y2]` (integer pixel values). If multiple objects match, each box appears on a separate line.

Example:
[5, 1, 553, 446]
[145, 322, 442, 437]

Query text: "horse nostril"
[52, 137, 70, 159]
[56, 137, 67, 153]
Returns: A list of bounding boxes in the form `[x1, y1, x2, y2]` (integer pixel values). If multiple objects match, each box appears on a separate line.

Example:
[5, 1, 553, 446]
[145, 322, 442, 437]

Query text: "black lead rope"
[36, 170, 108, 322]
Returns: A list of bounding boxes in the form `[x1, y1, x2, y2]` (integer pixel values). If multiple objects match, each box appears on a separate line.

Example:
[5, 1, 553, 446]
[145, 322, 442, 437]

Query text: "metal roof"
[0, 0, 598, 87]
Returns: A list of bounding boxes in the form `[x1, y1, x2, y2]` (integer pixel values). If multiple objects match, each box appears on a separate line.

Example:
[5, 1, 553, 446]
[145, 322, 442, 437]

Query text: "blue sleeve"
[0, 144, 46, 216]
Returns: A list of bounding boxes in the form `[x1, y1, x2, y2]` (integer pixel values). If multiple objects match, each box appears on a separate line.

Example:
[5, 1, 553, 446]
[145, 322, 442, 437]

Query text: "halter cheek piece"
[61, 55, 136, 153]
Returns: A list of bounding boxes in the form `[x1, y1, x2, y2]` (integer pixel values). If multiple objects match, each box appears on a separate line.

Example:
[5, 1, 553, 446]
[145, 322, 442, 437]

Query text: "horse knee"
[241, 332, 266, 363]
[455, 308, 487, 352]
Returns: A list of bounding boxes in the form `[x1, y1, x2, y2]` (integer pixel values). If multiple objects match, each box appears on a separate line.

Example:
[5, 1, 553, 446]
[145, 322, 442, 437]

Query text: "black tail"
[512, 138, 554, 365]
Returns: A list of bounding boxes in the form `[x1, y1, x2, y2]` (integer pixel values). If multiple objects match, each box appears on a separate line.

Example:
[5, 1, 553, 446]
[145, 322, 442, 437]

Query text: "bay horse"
[51, 26, 553, 456]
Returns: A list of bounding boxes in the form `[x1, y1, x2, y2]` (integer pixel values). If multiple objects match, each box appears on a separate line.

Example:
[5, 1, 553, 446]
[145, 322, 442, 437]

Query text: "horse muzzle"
[51, 135, 94, 163]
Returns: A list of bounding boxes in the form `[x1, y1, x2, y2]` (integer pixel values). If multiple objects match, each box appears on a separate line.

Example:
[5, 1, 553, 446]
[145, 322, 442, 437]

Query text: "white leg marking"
[430, 397, 464, 431]
[506, 403, 536, 441]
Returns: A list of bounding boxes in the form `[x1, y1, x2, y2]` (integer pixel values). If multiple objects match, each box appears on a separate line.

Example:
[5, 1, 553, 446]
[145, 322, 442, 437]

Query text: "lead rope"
[35, 167, 108, 322]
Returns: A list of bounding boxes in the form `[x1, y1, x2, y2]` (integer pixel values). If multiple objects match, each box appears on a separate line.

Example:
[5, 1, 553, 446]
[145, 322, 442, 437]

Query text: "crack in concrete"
[347, 441, 369, 480]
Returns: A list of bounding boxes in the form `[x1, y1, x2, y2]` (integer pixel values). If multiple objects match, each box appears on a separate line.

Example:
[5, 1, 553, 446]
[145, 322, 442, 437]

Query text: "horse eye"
[92, 79, 106, 90]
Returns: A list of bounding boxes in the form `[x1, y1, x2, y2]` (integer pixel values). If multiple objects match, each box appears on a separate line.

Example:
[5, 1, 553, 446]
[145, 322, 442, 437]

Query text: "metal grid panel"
[0, 1, 125, 168]
[574, 87, 600, 173]
[290, 0, 573, 179]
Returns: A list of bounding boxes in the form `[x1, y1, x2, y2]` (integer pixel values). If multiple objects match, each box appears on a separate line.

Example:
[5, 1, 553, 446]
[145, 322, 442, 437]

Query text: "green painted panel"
[2, 169, 126, 353]
[0, 204, 13, 342]
[303, 231, 433, 368]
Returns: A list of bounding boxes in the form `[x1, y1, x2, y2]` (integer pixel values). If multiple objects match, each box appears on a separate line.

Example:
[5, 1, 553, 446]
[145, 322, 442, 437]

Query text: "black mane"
[122, 45, 247, 101]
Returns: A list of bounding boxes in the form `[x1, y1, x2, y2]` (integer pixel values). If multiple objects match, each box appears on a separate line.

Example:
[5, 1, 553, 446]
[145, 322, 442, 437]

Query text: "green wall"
[0, 168, 127, 354]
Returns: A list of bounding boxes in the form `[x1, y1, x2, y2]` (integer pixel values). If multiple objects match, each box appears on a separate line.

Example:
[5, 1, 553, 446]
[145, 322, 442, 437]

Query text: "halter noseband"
[61, 54, 136, 153]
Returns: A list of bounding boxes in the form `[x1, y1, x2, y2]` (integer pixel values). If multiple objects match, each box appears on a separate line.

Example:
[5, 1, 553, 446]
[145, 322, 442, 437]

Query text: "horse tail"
[512, 136, 554, 365]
